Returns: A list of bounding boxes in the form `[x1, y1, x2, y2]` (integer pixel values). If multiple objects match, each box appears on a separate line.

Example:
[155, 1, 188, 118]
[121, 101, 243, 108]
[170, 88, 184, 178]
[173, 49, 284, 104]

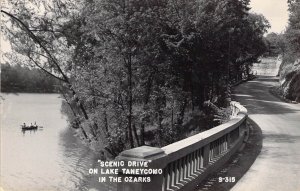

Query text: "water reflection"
[58, 129, 117, 191]
[21, 128, 39, 135]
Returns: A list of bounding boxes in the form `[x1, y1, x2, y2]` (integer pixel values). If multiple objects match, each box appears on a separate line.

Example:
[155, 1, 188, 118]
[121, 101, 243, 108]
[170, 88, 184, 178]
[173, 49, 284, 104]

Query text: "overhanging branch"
[27, 54, 66, 82]
[1, 10, 70, 83]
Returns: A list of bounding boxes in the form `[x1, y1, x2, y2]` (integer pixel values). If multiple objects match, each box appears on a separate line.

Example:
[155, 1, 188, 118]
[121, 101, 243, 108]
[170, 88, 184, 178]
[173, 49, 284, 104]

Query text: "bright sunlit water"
[0, 93, 116, 191]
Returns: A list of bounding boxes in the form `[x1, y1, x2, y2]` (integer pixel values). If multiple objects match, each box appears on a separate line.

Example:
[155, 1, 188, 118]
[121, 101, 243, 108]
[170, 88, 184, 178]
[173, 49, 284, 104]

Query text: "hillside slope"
[279, 57, 300, 102]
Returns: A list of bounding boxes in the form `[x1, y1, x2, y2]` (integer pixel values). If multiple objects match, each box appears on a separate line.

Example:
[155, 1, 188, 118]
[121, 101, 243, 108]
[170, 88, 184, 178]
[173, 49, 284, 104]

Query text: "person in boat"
[30, 123, 33, 128]
[34, 121, 37, 127]
[23, 123, 26, 128]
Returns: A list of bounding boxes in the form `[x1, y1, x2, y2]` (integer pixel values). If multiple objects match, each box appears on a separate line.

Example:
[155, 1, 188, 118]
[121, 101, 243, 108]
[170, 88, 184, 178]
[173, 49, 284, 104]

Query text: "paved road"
[231, 75, 300, 191]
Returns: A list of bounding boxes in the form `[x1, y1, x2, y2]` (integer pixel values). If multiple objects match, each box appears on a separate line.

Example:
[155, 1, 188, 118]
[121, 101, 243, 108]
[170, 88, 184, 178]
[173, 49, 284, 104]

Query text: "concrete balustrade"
[116, 102, 248, 191]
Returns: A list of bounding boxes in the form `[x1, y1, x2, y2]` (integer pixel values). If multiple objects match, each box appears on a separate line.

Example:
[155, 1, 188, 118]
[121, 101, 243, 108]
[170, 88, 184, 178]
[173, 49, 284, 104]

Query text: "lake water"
[0, 93, 116, 191]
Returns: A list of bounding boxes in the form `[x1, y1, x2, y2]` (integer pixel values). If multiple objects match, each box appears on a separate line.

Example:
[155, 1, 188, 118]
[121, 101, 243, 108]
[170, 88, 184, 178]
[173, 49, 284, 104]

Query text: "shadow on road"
[252, 76, 279, 82]
[232, 76, 300, 115]
[263, 133, 300, 144]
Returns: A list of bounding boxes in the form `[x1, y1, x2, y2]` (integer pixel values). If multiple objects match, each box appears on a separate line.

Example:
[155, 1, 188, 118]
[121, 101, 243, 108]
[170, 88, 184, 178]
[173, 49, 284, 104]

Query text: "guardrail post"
[203, 144, 210, 167]
[116, 146, 167, 191]
[227, 133, 231, 148]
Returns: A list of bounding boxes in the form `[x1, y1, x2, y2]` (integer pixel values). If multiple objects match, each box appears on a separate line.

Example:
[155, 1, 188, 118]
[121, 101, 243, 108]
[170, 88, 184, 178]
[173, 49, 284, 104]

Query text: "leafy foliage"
[1, 0, 269, 157]
[1, 63, 59, 93]
[265, 33, 287, 56]
[278, 0, 300, 102]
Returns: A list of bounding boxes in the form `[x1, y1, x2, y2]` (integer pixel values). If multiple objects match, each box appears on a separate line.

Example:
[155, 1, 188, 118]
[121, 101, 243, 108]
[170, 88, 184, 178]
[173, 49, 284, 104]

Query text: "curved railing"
[116, 101, 248, 191]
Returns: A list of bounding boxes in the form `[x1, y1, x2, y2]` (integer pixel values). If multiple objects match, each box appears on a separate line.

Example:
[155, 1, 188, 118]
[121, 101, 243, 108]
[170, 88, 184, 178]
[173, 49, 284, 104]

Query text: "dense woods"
[264, 32, 286, 56]
[271, 0, 300, 102]
[1, 0, 269, 157]
[1, 63, 59, 93]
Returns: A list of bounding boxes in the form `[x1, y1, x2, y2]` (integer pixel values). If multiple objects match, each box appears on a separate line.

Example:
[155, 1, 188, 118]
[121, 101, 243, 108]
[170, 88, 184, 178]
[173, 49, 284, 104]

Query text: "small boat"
[21, 125, 38, 130]
[21, 122, 39, 131]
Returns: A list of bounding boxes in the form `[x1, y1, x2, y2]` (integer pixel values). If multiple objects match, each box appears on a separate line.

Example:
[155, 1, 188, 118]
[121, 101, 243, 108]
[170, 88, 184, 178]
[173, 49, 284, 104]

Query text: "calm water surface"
[0, 93, 115, 191]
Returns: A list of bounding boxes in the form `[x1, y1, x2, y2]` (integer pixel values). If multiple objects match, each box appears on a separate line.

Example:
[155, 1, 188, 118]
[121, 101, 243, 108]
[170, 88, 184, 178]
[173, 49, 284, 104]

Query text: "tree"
[0, 63, 59, 92]
[265, 32, 287, 56]
[286, 0, 300, 54]
[278, 0, 300, 102]
[1, 0, 271, 157]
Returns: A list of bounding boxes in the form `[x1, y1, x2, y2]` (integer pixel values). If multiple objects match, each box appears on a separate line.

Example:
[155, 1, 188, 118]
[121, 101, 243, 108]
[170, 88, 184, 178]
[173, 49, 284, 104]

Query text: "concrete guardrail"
[116, 101, 248, 191]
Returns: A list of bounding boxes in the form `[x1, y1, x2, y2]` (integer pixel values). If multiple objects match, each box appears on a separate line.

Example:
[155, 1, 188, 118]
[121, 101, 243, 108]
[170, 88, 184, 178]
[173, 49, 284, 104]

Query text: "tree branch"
[27, 54, 66, 82]
[30, 50, 51, 60]
[1, 10, 70, 83]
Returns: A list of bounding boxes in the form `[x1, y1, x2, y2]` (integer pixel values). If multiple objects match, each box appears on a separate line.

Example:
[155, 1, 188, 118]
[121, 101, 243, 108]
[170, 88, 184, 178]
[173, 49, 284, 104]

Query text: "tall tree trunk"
[171, 103, 174, 129]
[140, 124, 145, 145]
[104, 109, 109, 136]
[157, 109, 164, 145]
[127, 56, 134, 148]
[140, 72, 154, 145]
[61, 93, 89, 140]
[177, 98, 187, 126]
[132, 123, 140, 146]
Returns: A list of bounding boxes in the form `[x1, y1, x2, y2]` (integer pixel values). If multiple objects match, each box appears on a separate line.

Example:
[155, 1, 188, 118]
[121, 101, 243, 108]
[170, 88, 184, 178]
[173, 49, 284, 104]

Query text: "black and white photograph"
[1, 0, 300, 191]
